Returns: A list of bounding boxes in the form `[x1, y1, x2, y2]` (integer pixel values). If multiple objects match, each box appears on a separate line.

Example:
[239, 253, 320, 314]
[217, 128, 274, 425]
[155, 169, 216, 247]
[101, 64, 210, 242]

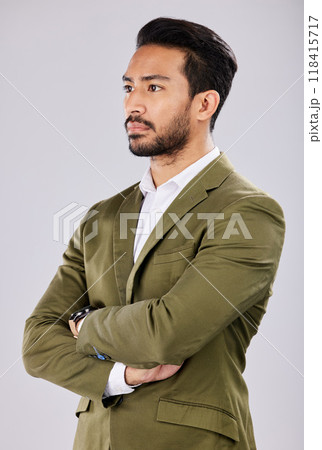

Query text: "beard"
[125, 103, 192, 158]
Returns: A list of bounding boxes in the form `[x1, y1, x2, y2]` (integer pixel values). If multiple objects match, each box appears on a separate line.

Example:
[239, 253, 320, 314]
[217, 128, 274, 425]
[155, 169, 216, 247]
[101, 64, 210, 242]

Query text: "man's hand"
[69, 306, 95, 338]
[69, 319, 80, 338]
[125, 363, 183, 386]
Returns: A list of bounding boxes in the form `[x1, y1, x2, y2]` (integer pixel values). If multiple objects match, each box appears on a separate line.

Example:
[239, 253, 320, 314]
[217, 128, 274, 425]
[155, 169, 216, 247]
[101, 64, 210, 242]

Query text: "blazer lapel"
[124, 152, 235, 304]
[113, 184, 143, 305]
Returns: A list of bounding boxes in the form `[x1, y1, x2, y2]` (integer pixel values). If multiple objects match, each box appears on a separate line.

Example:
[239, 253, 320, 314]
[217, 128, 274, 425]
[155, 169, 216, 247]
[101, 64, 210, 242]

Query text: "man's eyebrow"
[122, 74, 171, 82]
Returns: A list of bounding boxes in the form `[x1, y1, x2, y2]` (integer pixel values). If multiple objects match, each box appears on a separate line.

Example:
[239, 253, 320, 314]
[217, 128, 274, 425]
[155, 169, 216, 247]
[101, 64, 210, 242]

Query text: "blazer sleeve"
[22, 205, 115, 403]
[76, 195, 286, 368]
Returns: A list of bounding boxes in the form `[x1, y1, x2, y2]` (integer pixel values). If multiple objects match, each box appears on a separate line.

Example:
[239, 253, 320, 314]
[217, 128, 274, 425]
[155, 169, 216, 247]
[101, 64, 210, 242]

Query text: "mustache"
[124, 115, 156, 132]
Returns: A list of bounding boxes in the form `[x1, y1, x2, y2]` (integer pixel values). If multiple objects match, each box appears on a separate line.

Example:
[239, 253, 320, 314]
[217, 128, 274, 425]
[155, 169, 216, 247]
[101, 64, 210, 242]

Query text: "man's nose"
[124, 90, 146, 117]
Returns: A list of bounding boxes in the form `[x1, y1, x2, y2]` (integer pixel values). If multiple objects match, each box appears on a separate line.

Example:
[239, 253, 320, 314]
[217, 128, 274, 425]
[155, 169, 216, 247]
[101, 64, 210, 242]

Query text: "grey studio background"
[0, 1, 303, 449]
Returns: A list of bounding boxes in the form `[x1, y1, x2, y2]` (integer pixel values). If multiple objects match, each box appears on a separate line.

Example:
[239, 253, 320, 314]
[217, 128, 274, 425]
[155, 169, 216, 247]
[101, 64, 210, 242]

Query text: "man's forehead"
[124, 45, 186, 80]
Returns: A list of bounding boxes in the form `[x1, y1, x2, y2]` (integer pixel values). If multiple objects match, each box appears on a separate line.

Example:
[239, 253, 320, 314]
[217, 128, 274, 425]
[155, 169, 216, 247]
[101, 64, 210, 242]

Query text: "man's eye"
[123, 85, 134, 93]
[148, 85, 161, 92]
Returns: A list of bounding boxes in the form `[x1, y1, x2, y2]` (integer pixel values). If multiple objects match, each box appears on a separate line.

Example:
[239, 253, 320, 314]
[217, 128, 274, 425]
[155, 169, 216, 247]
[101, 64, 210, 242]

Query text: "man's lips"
[127, 122, 150, 133]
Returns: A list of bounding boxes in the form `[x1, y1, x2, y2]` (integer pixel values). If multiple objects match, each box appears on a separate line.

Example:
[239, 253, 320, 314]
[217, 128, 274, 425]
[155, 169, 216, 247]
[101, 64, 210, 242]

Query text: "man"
[23, 17, 285, 449]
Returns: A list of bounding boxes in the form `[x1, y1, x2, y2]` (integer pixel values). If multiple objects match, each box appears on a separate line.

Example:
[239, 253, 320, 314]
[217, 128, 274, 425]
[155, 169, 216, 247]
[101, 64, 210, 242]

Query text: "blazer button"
[115, 395, 123, 406]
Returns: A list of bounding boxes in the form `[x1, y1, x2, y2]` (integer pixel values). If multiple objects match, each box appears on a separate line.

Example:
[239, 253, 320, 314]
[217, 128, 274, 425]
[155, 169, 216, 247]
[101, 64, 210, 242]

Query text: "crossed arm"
[69, 315, 183, 386]
[23, 196, 285, 400]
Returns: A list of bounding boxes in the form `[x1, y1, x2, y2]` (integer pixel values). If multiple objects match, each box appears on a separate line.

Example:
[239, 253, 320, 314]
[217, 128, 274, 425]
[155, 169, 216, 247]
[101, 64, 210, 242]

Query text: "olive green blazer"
[23, 153, 285, 449]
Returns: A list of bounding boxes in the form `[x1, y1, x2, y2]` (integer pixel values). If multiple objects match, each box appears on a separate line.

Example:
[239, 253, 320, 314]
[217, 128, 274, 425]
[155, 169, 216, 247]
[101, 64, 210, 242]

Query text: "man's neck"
[150, 135, 215, 188]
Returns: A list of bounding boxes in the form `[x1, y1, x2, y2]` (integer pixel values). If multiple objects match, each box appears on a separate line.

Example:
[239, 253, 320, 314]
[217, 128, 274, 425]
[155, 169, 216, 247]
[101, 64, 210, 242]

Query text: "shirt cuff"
[103, 362, 142, 397]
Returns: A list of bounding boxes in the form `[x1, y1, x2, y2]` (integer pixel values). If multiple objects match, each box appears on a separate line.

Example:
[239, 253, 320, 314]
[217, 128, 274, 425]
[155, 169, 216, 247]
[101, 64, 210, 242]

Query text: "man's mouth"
[127, 122, 150, 134]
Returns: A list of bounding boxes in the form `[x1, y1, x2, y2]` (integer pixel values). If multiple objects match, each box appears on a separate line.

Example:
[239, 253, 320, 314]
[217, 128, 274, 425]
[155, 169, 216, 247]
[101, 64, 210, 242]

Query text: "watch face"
[69, 305, 95, 323]
[69, 309, 84, 322]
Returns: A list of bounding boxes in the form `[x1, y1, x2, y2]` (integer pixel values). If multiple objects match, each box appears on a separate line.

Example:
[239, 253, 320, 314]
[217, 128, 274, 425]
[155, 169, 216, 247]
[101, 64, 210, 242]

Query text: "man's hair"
[136, 17, 238, 132]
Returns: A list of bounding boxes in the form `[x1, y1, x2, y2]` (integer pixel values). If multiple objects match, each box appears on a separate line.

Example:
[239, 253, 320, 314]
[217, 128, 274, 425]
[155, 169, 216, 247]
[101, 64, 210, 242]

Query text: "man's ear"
[195, 90, 220, 123]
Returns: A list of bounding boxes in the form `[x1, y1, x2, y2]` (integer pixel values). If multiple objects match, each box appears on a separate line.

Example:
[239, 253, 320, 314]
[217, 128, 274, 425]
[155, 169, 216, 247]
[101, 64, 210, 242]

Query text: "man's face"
[123, 45, 193, 157]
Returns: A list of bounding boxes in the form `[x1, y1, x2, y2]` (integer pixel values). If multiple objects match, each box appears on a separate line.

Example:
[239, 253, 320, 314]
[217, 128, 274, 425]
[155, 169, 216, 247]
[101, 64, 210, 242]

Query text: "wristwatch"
[69, 305, 96, 336]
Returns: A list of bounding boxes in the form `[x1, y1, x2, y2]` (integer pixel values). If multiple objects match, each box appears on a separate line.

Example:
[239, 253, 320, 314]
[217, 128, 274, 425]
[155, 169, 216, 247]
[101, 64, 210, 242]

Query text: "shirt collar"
[138, 147, 220, 197]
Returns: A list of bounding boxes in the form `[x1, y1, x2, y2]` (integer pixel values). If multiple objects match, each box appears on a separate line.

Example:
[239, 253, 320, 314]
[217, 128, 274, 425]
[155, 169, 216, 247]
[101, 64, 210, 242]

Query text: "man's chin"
[128, 136, 155, 157]
[128, 145, 154, 157]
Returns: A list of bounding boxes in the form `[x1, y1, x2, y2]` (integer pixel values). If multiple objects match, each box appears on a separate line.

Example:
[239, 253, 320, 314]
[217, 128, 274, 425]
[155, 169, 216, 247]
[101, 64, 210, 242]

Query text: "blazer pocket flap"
[157, 398, 239, 442]
[75, 397, 91, 418]
[154, 244, 195, 264]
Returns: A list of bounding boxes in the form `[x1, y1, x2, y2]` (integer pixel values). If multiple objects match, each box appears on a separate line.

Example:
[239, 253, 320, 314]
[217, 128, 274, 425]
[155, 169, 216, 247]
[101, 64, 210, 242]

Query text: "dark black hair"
[136, 17, 238, 132]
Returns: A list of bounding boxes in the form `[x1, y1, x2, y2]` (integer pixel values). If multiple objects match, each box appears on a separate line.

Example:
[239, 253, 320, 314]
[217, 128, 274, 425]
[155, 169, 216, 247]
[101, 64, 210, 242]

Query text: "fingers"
[69, 320, 78, 337]
[125, 362, 185, 385]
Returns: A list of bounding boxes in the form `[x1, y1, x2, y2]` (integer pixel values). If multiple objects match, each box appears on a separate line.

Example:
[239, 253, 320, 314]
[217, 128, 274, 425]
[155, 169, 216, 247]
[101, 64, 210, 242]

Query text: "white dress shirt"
[104, 147, 221, 396]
